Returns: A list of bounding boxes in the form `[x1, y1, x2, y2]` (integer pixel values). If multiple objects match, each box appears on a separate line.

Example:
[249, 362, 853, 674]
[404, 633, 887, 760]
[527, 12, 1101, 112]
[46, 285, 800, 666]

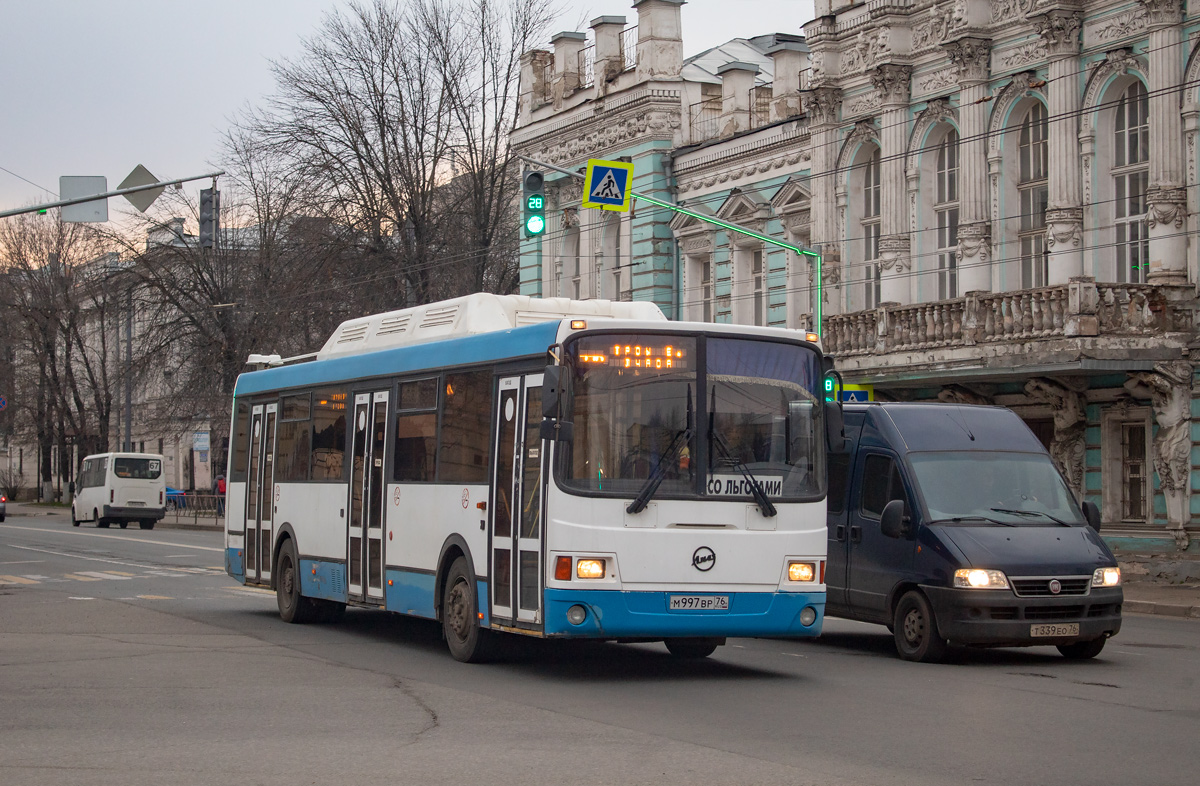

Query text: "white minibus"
[72, 452, 167, 530]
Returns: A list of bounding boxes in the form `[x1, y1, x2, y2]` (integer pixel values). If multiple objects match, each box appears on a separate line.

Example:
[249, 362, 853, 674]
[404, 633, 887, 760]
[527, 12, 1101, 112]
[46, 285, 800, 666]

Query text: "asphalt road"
[2, 510, 1197, 786]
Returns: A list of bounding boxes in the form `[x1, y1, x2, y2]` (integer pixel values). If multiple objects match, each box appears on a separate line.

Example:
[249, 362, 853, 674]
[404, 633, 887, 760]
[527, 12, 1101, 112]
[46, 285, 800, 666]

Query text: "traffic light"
[199, 188, 219, 248]
[523, 171, 545, 238]
[824, 373, 836, 403]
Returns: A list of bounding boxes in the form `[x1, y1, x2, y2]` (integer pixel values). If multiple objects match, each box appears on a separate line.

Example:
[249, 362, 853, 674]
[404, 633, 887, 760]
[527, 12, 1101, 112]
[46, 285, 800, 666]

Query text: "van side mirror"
[824, 400, 846, 453]
[880, 499, 909, 539]
[1082, 500, 1101, 532]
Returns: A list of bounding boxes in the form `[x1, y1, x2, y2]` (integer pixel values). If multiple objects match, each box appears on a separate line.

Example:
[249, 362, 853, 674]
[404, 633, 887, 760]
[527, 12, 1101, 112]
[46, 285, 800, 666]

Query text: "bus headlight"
[576, 559, 605, 579]
[788, 562, 816, 582]
[953, 569, 1010, 589]
[1092, 567, 1121, 587]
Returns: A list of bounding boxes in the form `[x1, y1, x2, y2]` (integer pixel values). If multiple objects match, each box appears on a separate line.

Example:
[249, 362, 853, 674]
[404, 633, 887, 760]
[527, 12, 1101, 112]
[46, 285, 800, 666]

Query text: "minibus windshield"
[909, 451, 1084, 525]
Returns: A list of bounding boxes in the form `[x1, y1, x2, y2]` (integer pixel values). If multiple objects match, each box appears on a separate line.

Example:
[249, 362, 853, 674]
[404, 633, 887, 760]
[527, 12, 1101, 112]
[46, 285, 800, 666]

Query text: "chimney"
[551, 31, 588, 103]
[590, 15, 626, 94]
[633, 0, 685, 80]
[717, 61, 759, 137]
[767, 35, 808, 122]
[519, 48, 553, 121]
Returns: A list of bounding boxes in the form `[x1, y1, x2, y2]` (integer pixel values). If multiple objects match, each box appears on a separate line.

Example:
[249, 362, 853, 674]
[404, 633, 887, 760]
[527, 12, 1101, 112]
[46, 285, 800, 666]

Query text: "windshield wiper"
[627, 385, 692, 515]
[928, 516, 1017, 527]
[707, 386, 777, 518]
[990, 508, 1073, 527]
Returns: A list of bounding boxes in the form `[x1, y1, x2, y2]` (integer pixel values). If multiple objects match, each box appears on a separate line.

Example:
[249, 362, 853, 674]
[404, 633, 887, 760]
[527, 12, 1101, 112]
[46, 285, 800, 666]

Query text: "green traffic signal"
[522, 170, 545, 238]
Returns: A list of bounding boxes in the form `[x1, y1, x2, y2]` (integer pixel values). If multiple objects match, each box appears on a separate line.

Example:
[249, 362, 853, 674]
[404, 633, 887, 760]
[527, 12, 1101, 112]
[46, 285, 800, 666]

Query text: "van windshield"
[908, 451, 1084, 526]
[113, 457, 162, 480]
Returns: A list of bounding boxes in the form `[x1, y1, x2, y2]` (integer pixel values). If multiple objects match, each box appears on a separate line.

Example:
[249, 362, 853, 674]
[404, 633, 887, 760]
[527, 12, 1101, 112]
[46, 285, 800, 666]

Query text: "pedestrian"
[216, 474, 226, 516]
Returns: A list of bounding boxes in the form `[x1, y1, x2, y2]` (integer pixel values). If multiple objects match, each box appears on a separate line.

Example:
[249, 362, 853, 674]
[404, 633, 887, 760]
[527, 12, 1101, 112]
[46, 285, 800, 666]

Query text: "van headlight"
[1092, 567, 1121, 587]
[953, 569, 1010, 589]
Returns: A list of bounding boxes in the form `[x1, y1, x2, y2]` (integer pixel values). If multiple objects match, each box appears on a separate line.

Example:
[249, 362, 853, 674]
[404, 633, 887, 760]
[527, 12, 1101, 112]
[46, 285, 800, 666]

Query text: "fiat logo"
[1048, 579, 1062, 595]
[692, 547, 715, 572]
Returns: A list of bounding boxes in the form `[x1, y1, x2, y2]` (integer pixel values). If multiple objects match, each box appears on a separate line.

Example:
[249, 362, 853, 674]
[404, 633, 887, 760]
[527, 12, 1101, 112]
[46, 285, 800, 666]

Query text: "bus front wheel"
[665, 637, 723, 659]
[442, 557, 493, 663]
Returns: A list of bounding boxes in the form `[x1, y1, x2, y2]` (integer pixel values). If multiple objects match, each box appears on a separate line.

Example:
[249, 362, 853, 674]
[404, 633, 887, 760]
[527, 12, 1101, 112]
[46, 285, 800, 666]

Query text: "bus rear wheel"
[665, 637, 723, 659]
[442, 557, 493, 663]
[276, 538, 316, 624]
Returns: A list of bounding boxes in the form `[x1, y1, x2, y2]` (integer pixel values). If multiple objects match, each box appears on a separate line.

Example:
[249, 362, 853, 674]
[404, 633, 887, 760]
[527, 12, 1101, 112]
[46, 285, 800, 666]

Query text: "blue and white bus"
[225, 294, 833, 661]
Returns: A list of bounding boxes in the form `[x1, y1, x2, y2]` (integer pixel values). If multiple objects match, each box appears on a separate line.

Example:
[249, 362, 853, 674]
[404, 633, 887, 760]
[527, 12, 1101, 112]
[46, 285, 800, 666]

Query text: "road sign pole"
[517, 154, 825, 336]
[0, 171, 225, 220]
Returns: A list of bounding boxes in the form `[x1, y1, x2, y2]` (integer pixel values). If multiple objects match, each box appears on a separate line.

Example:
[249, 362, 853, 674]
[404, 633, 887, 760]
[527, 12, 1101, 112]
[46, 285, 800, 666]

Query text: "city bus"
[224, 294, 834, 661]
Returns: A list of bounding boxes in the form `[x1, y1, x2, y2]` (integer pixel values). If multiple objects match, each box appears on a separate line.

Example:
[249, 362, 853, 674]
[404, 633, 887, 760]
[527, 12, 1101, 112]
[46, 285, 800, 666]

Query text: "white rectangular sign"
[60, 176, 108, 222]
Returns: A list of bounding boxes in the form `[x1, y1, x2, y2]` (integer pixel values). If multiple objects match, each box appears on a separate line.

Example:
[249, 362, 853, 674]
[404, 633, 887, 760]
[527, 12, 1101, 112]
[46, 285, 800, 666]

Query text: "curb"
[1124, 600, 1200, 619]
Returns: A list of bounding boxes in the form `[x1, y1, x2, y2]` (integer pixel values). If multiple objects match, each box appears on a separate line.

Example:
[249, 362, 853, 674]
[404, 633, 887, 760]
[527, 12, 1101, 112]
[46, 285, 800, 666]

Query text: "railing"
[164, 492, 225, 526]
[750, 85, 772, 129]
[620, 25, 638, 71]
[578, 44, 595, 89]
[823, 280, 1192, 355]
[689, 98, 722, 142]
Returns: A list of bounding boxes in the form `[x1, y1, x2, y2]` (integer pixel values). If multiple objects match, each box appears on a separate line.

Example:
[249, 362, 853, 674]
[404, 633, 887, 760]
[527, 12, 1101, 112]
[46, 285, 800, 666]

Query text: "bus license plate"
[1030, 623, 1079, 638]
[669, 595, 729, 611]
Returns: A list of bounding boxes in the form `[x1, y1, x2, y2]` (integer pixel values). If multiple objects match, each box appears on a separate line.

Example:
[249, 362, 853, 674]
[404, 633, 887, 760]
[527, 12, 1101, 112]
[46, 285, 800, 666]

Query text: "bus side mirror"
[1082, 500, 1101, 532]
[824, 400, 846, 453]
[543, 365, 564, 419]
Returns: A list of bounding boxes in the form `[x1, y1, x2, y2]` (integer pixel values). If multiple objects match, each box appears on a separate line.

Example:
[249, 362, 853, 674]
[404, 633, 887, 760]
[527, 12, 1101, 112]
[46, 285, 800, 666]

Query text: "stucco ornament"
[1125, 363, 1192, 548]
[1024, 377, 1087, 498]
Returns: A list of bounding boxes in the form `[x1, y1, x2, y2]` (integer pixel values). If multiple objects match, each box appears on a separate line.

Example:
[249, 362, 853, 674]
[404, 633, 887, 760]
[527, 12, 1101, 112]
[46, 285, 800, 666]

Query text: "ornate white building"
[512, 0, 1200, 550]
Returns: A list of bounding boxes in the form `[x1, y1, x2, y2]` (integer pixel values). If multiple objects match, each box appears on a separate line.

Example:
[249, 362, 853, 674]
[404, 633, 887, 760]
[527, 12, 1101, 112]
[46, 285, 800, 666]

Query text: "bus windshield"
[560, 333, 825, 500]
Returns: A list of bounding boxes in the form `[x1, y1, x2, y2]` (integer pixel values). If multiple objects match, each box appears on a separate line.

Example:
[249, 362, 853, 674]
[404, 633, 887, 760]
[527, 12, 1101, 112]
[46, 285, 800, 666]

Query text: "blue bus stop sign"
[0, 394, 7, 412]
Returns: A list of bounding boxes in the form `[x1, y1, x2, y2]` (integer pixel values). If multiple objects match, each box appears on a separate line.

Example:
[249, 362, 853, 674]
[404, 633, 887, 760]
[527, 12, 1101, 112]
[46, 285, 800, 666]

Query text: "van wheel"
[1058, 638, 1107, 660]
[97, 519, 110, 529]
[442, 556, 493, 662]
[71, 509, 80, 527]
[893, 590, 947, 663]
[665, 637, 723, 659]
[139, 522, 154, 530]
[276, 538, 316, 624]
[119, 521, 128, 529]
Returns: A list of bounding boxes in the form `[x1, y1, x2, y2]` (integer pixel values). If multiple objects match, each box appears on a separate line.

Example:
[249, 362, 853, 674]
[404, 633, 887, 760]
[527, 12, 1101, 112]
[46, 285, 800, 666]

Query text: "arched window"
[935, 130, 960, 299]
[1018, 103, 1049, 288]
[1113, 81, 1149, 283]
[862, 147, 882, 308]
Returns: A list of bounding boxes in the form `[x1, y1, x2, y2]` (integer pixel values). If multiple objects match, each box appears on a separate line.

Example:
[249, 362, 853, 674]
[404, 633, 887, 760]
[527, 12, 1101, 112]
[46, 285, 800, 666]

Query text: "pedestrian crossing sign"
[582, 158, 634, 212]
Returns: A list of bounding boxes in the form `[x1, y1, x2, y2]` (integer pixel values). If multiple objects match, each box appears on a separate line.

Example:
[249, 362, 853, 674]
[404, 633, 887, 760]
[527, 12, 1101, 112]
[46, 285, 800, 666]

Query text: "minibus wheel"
[1057, 637, 1107, 659]
[893, 590, 947, 663]
[119, 521, 128, 529]
[139, 521, 154, 530]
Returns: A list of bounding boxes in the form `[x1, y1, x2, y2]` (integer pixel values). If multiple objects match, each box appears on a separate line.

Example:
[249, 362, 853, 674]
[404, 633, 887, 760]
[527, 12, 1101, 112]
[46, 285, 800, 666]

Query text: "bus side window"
[311, 390, 347, 480]
[439, 370, 492, 483]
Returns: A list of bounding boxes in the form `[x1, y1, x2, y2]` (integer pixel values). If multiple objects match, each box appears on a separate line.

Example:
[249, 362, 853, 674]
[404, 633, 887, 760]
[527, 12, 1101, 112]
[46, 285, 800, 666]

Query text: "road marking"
[227, 586, 273, 596]
[69, 596, 96, 600]
[137, 595, 173, 600]
[0, 560, 45, 565]
[76, 571, 133, 580]
[0, 574, 39, 584]
[21, 574, 67, 582]
[0, 523, 223, 552]
[65, 574, 101, 582]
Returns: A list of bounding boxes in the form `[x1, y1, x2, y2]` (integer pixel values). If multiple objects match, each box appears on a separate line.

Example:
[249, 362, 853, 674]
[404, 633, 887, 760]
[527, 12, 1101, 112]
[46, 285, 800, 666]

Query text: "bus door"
[348, 390, 389, 603]
[245, 402, 278, 584]
[490, 374, 544, 626]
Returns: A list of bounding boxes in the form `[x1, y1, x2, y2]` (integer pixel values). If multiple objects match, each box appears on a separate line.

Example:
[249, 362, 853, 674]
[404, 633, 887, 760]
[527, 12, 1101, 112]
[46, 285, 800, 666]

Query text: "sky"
[0, 0, 814, 216]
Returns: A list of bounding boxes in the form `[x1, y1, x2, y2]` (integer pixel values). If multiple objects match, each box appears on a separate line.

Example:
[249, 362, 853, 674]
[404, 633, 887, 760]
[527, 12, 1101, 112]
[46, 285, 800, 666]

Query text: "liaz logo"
[692, 546, 716, 572]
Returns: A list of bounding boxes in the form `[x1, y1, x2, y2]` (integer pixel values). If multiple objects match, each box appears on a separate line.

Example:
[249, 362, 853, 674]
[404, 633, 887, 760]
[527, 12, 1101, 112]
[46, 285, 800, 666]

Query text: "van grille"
[1011, 576, 1091, 597]
[1024, 605, 1085, 621]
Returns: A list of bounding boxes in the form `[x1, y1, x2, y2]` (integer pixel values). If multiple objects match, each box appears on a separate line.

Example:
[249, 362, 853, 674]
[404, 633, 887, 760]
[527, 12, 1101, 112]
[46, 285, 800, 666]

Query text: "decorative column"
[1126, 362, 1193, 549]
[1031, 9, 1083, 284]
[872, 64, 912, 305]
[946, 37, 992, 293]
[807, 87, 843, 317]
[1141, 0, 1188, 283]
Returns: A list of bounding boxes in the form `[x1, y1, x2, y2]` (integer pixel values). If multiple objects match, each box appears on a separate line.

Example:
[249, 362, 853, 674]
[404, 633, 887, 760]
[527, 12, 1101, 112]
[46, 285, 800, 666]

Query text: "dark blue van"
[826, 402, 1123, 662]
